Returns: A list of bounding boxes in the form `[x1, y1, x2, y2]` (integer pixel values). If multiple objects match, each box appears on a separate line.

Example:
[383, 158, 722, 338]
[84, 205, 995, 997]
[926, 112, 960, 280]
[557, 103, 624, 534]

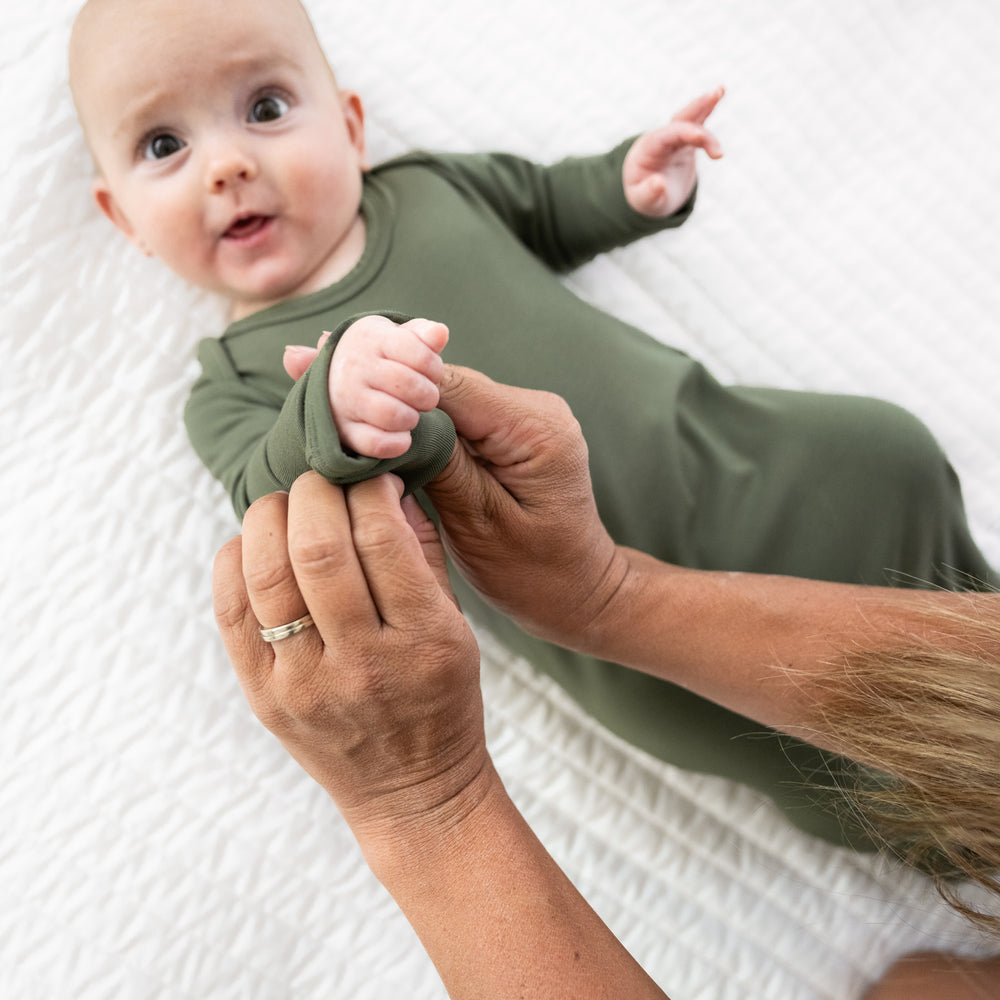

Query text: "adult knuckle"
[243, 559, 295, 603]
[548, 391, 577, 425]
[530, 391, 582, 445]
[212, 586, 247, 633]
[282, 675, 333, 726]
[353, 508, 403, 559]
[211, 540, 246, 627]
[288, 528, 343, 578]
[248, 692, 289, 734]
[556, 403, 586, 450]
[440, 364, 476, 402]
[528, 387, 570, 421]
[244, 490, 287, 522]
[429, 624, 482, 690]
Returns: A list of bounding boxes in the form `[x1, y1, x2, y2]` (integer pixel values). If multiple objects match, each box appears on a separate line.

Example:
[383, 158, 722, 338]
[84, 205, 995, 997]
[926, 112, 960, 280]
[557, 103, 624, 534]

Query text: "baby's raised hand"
[328, 316, 449, 459]
[623, 85, 725, 218]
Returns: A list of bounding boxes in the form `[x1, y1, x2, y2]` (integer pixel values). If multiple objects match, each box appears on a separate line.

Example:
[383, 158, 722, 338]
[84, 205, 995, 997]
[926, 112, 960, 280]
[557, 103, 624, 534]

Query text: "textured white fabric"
[3, 1, 999, 997]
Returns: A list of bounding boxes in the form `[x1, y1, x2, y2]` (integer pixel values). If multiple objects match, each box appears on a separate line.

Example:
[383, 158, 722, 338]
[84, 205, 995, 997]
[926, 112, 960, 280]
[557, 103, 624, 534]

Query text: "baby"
[70, 0, 995, 846]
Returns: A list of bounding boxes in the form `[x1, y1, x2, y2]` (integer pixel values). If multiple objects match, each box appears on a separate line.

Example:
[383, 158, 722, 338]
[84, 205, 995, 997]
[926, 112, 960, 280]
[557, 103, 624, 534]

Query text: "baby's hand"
[328, 316, 449, 459]
[623, 85, 725, 218]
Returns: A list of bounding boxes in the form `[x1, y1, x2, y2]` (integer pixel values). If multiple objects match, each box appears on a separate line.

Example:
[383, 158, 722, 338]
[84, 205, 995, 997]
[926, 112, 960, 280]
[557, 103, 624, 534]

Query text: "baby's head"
[69, 0, 368, 318]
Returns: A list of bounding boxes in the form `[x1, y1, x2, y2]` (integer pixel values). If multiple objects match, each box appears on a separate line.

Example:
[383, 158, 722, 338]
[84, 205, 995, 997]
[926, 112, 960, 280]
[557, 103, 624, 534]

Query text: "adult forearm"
[364, 763, 668, 1000]
[583, 548, 995, 755]
[428, 364, 1000, 764]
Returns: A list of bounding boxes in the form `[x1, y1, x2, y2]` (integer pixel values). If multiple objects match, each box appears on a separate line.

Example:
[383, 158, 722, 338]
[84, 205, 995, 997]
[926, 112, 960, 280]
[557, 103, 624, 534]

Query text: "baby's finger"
[671, 85, 725, 125]
[369, 357, 441, 412]
[634, 174, 669, 212]
[691, 124, 724, 159]
[353, 383, 423, 430]
[646, 121, 723, 159]
[379, 321, 447, 385]
[341, 417, 415, 460]
[403, 319, 449, 354]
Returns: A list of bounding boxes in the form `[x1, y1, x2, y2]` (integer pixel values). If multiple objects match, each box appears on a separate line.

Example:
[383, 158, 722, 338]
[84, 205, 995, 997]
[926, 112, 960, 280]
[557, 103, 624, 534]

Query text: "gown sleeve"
[184, 310, 456, 520]
[421, 138, 696, 272]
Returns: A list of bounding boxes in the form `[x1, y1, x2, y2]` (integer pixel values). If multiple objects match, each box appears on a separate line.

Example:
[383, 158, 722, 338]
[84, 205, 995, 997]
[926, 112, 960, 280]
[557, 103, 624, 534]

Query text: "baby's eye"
[249, 95, 290, 123]
[143, 133, 185, 161]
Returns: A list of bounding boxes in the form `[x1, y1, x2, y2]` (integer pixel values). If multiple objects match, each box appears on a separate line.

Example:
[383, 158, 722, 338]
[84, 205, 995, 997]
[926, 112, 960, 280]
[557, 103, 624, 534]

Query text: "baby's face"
[73, 0, 367, 315]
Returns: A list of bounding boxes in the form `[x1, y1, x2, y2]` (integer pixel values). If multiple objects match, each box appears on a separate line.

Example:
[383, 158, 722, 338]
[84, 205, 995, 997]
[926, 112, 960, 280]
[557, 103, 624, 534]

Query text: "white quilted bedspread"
[4, 1, 999, 997]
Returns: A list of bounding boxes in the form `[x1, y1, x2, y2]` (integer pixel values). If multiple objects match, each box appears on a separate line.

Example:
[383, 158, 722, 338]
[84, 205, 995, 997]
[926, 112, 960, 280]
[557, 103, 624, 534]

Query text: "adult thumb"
[435, 364, 540, 466]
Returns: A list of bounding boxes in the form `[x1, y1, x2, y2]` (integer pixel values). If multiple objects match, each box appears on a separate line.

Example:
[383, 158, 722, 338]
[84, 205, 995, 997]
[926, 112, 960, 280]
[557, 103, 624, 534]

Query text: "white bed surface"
[3, 1, 999, 997]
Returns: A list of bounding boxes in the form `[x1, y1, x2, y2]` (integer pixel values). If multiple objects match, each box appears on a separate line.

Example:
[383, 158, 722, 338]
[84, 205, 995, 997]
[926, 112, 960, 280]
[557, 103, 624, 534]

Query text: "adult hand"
[213, 470, 671, 1000]
[212, 471, 488, 858]
[425, 365, 1000, 765]
[425, 365, 629, 653]
[280, 350, 625, 652]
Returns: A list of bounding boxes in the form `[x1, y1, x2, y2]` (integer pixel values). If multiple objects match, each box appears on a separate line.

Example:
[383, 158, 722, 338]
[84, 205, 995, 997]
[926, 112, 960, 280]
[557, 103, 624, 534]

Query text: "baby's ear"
[341, 90, 369, 170]
[92, 178, 146, 252]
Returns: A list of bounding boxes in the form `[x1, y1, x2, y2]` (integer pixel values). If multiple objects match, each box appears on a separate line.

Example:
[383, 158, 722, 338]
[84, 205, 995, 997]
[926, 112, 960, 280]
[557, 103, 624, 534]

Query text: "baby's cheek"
[143, 208, 211, 284]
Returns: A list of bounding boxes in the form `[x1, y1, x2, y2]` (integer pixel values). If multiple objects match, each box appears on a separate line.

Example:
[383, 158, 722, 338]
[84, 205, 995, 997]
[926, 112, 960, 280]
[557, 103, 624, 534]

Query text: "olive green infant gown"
[186, 142, 995, 847]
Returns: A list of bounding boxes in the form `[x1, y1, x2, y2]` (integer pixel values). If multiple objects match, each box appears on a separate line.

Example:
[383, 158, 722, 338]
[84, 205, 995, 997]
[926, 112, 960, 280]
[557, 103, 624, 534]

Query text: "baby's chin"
[221, 272, 311, 322]
[228, 294, 279, 322]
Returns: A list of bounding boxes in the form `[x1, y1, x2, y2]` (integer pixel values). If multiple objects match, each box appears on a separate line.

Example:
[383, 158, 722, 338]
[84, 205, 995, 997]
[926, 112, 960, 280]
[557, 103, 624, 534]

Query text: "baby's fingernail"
[413, 319, 449, 345]
[283, 345, 312, 359]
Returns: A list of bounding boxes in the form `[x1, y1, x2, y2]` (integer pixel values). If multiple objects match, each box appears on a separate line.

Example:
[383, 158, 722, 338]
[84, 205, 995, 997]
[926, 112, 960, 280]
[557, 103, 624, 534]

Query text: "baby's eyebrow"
[111, 52, 301, 141]
[114, 90, 173, 141]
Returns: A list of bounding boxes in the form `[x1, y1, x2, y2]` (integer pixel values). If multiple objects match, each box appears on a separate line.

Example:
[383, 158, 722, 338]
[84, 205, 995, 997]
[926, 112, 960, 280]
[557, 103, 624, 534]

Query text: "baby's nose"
[205, 145, 258, 191]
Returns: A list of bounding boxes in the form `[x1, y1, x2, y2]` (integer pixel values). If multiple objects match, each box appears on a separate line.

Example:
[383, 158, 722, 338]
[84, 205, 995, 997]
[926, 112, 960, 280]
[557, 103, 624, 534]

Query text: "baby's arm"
[286, 316, 449, 460]
[623, 86, 725, 218]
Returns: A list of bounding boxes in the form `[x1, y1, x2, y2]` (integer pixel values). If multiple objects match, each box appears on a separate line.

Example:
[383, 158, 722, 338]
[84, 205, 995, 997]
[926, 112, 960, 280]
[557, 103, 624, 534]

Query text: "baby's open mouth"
[223, 214, 272, 240]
